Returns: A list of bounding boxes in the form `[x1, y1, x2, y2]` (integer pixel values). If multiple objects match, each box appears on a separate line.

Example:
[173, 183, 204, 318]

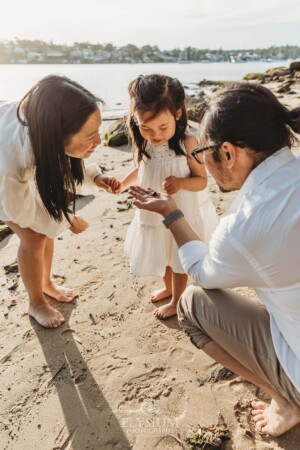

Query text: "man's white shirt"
[179, 147, 300, 391]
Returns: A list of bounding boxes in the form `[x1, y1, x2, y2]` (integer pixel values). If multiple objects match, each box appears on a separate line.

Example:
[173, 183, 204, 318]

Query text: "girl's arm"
[163, 135, 207, 194]
[119, 167, 139, 193]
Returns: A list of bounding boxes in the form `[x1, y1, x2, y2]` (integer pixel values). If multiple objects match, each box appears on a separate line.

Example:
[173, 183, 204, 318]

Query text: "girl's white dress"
[125, 141, 219, 277]
[0, 102, 101, 238]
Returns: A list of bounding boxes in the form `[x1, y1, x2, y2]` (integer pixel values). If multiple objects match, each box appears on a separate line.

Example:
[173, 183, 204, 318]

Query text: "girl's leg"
[151, 265, 172, 302]
[154, 270, 188, 319]
[42, 237, 76, 302]
[5, 221, 65, 328]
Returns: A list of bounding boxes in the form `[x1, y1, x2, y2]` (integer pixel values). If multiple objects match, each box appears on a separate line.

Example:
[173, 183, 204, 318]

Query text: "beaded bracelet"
[162, 209, 184, 228]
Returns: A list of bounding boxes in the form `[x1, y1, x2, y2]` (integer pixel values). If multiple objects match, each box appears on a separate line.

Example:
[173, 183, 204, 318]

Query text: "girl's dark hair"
[204, 82, 300, 160]
[127, 74, 187, 162]
[17, 75, 100, 223]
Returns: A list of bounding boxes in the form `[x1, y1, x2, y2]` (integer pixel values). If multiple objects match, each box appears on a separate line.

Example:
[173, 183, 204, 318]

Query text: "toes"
[253, 413, 264, 422]
[256, 419, 268, 429]
[251, 409, 263, 417]
[251, 401, 268, 410]
[154, 309, 164, 319]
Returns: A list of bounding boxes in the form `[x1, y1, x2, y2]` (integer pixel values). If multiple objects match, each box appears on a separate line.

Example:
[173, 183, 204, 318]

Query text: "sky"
[1, 0, 300, 50]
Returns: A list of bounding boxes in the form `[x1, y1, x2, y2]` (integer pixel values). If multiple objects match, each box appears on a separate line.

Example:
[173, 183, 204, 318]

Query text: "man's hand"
[128, 186, 178, 218]
[70, 216, 89, 234]
[163, 176, 182, 195]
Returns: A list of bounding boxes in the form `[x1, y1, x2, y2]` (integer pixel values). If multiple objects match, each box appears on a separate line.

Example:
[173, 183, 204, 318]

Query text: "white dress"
[0, 102, 102, 238]
[125, 141, 219, 277]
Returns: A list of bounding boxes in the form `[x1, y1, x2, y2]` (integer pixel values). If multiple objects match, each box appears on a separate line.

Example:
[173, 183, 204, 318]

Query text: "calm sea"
[0, 61, 291, 116]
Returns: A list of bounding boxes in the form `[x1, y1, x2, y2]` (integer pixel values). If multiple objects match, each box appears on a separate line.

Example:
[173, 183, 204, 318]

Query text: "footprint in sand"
[119, 368, 187, 419]
[233, 400, 257, 441]
[147, 334, 170, 353]
[170, 347, 195, 362]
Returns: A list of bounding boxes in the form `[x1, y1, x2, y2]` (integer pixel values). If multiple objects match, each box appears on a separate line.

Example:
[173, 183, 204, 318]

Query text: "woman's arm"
[163, 135, 208, 195]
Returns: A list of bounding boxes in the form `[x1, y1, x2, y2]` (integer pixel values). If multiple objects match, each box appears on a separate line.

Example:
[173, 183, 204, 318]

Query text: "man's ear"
[176, 109, 182, 120]
[220, 142, 236, 169]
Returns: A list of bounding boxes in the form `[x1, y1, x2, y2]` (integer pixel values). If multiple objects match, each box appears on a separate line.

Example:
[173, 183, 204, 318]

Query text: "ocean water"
[0, 61, 291, 115]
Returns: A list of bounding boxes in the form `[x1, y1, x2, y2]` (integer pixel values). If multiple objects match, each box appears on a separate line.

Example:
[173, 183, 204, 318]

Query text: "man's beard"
[217, 184, 238, 193]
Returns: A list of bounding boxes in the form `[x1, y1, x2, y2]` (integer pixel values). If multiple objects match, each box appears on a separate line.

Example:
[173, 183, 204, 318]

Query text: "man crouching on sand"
[129, 82, 300, 437]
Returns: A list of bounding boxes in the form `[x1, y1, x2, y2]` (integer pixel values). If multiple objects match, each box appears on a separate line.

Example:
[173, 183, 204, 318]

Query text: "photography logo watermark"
[120, 401, 180, 436]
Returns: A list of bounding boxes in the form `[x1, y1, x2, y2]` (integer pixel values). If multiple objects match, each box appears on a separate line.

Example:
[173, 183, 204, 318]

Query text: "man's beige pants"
[178, 285, 300, 407]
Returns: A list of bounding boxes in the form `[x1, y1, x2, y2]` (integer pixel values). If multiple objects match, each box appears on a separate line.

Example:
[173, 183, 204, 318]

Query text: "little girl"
[116, 74, 219, 319]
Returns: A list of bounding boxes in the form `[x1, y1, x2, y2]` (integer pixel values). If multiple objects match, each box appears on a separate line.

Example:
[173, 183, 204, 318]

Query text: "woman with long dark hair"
[0, 75, 118, 328]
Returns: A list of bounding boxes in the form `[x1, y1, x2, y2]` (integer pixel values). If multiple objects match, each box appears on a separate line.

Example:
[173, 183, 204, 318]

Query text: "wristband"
[162, 209, 184, 228]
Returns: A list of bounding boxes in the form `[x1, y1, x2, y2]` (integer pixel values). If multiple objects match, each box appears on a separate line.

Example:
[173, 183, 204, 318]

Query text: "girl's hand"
[95, 176, 122, 194]
[163, 176, 182, 195]
[70, 216, 89, 234]
[129, 186, 178, 217]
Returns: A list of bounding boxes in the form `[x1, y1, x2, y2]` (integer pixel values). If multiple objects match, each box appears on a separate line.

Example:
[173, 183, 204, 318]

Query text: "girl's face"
[64, 109, 102, 159]
[136, 109, 180, 146]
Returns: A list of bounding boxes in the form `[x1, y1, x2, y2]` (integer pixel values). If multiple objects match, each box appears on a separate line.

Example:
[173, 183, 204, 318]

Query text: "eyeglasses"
[191, 144, 219, 164]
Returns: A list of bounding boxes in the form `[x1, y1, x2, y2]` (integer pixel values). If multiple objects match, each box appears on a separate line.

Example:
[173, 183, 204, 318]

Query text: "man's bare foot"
[154, 300, 177, 320]
[251, 397, 300, 436]
[28, 300, 65, 328]
[43, 281, 76, 303]
[151, 288, 172, 303]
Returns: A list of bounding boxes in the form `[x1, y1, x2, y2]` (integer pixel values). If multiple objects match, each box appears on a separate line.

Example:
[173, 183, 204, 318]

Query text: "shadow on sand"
[32, 299, 131, 450]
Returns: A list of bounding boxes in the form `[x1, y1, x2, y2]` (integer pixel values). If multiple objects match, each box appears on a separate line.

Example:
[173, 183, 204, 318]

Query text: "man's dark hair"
[203, 82, 300, 160]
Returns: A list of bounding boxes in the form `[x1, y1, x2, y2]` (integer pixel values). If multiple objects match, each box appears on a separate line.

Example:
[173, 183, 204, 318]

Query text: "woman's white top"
[0, 102, 101, 238]
[179, 147, 300, 392]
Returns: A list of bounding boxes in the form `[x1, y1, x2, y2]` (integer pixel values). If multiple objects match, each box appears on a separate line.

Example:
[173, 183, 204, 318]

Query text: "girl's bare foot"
[154, 300, 177, 319]
[151, 288, 172, 303]
[43, 281, 76, 302]
[251, 397, 300, 436]
[28, 300, 65, 328]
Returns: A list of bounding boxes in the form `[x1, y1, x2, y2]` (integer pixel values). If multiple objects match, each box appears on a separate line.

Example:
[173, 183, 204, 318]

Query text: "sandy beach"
[0, 78, 300, 450]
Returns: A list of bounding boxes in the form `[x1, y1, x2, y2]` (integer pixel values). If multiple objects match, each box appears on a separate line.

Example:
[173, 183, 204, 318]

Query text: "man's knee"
[177, 284, 206, 328]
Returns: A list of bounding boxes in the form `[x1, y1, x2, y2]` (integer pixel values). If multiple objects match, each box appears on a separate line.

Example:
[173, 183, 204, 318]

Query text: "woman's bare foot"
[28, 300, 65, 328]
[43, 281, 76, 303]
[251, 397, 300, 436]
[154, 300, 178, 320]
[151, 288, 172, 303]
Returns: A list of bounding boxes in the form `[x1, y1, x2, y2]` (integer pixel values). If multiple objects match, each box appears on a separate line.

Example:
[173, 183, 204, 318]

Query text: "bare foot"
[154, 300, 178, 320]
[28, 300, 65, 328]
[43, 281, 77, 303]
[151, 288, 172, 303]
[251, 397, 300, 436]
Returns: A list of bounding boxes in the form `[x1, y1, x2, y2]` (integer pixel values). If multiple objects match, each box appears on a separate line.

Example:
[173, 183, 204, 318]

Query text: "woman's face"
[64, 109, 102, 159]
[136, 109, 179, 146]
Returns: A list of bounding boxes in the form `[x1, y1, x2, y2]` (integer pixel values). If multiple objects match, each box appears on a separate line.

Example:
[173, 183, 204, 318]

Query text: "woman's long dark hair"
[17, 75, 100, 223]
[127, 74, 187, 162]
[203, 82, 300, 162]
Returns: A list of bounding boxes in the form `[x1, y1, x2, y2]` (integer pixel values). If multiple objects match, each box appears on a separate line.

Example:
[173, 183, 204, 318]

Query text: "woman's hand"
[94, 175, 122, 194]
[163, 176, 182, 195]
[128, 186, 178, 217]
[70, 216, 89, 234]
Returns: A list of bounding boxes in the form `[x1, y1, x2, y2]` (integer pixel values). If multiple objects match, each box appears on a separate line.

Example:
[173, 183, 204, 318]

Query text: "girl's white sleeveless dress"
[125, 141, 219, 277]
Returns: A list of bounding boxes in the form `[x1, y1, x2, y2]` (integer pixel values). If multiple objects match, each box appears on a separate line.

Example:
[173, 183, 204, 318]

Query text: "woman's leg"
[151, 265, 172, 302]
[178, 286, 300, 436]
[5, 221, 65, 328]
[42, 237, 76, 302]
[154, 270, 188, 319]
